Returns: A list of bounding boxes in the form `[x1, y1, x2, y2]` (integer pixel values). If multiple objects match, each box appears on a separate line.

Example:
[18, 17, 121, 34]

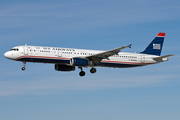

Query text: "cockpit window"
[10, 48, 19, 51]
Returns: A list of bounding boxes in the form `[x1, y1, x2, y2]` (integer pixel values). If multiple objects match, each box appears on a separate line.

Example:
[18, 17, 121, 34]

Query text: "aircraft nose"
[4, 51, 11, 59]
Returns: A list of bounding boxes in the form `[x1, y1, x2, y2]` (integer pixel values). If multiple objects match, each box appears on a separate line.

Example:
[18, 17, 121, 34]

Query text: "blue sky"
[0, 0, 180, 120]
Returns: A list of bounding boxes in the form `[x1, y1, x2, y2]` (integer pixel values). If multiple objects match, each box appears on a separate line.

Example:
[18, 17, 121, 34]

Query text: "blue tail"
[141, 33, 165, 56]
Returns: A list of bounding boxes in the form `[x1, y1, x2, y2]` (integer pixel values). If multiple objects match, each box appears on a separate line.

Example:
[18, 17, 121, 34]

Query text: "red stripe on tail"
[157, 33, 166, 37]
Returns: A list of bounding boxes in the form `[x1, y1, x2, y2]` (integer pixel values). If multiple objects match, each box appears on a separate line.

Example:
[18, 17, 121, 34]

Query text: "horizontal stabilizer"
[153, 54, 174, 63]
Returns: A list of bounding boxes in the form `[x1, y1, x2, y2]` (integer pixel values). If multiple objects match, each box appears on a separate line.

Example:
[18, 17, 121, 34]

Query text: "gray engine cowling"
[55, 64, 75, 71]
[70, 57, 92, 66]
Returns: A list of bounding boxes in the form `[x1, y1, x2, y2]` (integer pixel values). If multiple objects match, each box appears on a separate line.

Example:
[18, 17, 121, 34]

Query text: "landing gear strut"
[78, 67, 85, 77]
[90, 68, 96, 74]
[22, 61, 26, 71]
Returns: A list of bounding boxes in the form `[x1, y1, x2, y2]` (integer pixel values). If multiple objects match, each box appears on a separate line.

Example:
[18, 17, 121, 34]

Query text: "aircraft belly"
[98, 62, 143, 68]
[17, 57, 70, 64]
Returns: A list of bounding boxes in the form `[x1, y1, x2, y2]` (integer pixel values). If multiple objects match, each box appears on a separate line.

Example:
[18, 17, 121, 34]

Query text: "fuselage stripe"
[16, 55, 153, 65]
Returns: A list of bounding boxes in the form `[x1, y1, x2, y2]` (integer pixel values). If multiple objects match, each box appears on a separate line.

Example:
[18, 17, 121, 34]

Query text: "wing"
[86, 44, 132, 65]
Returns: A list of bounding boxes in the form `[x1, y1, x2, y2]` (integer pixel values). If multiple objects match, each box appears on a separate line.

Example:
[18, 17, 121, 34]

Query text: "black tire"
[22, 67, 26, 71]
[79, 71, 85, 77]
[90, 68, 96, 73]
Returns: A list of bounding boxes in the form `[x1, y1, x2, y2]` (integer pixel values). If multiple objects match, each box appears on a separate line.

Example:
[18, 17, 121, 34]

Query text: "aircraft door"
[141, 55, 145, 63]
[58, 49, 62, 57]
[24, 45, 28, 55]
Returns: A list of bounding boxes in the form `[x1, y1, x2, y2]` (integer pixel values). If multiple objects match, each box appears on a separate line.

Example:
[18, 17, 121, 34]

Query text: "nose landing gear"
[22, 61, 26, 71]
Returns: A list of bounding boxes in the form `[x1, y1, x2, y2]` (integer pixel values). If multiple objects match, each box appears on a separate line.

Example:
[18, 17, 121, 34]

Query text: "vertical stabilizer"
[141, 33, 165, 56]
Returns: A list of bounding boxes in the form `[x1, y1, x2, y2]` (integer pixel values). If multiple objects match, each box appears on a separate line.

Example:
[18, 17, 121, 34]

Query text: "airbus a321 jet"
[4, 33, 173, 76]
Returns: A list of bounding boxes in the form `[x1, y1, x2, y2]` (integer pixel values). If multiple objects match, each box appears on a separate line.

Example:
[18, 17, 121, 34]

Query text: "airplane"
[4, 32, 173, 77]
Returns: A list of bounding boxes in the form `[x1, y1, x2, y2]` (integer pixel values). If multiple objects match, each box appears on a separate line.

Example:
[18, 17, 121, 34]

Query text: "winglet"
[128, 44, 132, 48]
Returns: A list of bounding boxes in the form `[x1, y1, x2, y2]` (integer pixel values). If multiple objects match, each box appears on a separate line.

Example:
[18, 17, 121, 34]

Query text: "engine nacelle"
[70, 57, 92, 66]
[55, 64, 75, 71]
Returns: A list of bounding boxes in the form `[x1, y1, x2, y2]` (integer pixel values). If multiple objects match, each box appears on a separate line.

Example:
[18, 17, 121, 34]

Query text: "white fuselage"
[4, 45, 164, 68]
[4, 32, 172, 76]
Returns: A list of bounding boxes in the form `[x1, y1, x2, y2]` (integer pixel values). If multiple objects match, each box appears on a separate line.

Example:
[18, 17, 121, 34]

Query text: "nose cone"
[4, 51, 11, 59]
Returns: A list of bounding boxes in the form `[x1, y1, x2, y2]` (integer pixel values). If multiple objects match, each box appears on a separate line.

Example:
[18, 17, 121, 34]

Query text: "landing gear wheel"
[79, 71, 85, 77]
[22, 61, 26, 71]
[22, 67, 26, 71]
[90, 68, 96, 74]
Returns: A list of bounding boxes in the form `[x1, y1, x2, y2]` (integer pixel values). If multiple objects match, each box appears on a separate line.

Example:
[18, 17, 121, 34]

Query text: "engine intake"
[55, 64, 75, 71]
[70, 57, 92, 66]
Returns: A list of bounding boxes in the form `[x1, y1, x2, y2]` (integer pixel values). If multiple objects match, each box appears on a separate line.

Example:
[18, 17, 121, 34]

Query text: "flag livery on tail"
[141, 33, 165, 56]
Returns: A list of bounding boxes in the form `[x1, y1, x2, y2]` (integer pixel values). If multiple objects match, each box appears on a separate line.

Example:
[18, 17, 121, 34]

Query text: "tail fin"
[141, 33, 165, 56]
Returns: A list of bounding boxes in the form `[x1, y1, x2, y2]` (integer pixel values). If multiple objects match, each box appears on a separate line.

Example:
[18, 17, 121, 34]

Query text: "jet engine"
[55, 64, 75, 71]
[70, 57, 92, 66]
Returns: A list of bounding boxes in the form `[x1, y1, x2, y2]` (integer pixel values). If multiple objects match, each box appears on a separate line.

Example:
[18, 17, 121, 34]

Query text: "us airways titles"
[43, 47, 75, 51]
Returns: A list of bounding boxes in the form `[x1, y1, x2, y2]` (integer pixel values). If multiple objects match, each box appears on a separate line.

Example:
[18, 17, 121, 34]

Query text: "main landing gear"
[78, 67, 97, 77]
[90, 68, 96, 74]
[79, 67, 85, 77]
[21, 61, 26, 71]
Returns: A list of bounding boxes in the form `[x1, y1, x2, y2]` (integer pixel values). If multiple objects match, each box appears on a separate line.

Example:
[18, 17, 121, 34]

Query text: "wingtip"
[128, 44, 132, 48]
